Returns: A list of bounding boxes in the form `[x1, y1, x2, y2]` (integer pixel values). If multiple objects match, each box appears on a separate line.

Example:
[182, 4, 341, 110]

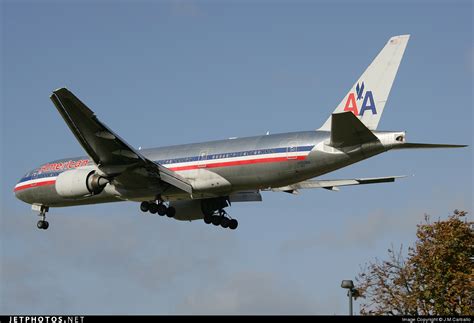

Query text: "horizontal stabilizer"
[393, 143, 468, 150]
[330, 112, 379, 148]
[271, 175, 406, 192]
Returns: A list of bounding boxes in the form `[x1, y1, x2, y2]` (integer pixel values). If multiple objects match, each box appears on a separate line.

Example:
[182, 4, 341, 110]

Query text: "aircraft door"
[286, 141, 298, 160]
[198, 150, 208, 168]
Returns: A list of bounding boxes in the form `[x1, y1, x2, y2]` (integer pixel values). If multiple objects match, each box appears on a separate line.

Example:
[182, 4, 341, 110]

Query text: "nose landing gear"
[33, 205, 49, 230]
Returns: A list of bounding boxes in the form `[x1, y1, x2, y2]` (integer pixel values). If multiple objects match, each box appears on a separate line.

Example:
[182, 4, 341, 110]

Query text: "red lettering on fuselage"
[40, 159, 89, 173]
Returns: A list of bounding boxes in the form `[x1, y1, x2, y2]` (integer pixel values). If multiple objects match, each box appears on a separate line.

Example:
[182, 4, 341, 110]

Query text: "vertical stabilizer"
[319, 35, 410, 131]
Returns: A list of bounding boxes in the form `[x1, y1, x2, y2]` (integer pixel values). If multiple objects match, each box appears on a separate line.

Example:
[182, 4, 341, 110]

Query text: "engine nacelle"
[170, 197, 229, 221]
[55, 169, 108, 198]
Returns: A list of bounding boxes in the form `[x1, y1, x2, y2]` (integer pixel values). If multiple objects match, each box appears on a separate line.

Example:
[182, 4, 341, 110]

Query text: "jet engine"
[55, 169, 109, 198]
[170, 197, 229, 221]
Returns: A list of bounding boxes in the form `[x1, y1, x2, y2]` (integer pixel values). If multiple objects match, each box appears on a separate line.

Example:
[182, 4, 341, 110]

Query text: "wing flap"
[154, 163, 193, 194]
[229, 191, 262, 203]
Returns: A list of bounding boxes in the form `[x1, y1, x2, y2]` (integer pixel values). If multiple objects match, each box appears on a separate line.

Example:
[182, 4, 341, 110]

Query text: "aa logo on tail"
[343, 82, 377, 116]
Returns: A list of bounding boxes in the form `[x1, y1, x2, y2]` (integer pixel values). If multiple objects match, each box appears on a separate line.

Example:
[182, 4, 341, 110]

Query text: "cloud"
[5, 199, 468, 314]
[1, 204, 322, 314]
[175, 271, 316, 315]
[0, 205, 238, 314]
[279, 208, 426, 254]
[280, 194, 473, 256]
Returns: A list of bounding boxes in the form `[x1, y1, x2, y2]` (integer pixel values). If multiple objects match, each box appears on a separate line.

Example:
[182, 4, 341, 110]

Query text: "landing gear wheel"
[157, 204, 167, 216]
[140, 201, 150, 212]
[229, 219, 238, 230]
[204, 214, 213, 224]
[149, 203, 158, 214]
[166, 206, 176, 218]
[212, 216, 223, 226]
[34, 205, 50, 230]
[37, 220, 49, 230]
[220, 217, 230, 228]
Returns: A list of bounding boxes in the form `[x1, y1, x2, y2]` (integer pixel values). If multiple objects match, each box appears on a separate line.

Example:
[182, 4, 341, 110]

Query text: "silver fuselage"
[14, 130, 403, 207]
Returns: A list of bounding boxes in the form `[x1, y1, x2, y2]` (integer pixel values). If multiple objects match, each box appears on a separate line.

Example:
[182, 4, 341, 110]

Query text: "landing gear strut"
[34, 205, 49, 230]
[140, 201, 175, 218]
[203, 209, 238, 230]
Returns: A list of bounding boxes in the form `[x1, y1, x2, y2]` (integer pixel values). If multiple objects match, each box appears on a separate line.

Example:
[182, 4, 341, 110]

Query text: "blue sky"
[1, 0, 472, 315]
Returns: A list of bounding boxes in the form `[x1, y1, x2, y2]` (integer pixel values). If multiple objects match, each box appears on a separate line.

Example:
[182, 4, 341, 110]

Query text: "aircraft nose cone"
[14, 175, 33, 204]
[14, 190, 26, 203]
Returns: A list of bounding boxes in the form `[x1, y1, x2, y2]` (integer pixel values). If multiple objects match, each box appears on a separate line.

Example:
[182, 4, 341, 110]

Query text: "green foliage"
[356, 210, 473, 315]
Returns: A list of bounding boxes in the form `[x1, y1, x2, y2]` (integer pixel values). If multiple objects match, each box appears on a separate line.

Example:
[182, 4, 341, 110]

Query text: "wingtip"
[390, 34, 411, 39]
[447, 144, 468, 148]
[52, 87, 68, 94]
[388, 34, 411, 44]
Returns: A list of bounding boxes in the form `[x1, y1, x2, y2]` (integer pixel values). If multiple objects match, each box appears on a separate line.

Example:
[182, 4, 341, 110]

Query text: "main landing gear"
[140, 201, 176, 218]
[203, 209, 238, 230]
[34, 205, 50, 230]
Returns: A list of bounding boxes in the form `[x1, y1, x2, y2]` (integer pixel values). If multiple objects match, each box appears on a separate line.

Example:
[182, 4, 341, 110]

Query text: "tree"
[356, 210, 473, 315]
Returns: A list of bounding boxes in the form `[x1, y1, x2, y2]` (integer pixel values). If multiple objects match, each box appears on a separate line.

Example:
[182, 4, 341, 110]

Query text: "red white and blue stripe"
[14, 145, 314, 192]
[14, 174, 59, 193]
[162, 146, 314, 171]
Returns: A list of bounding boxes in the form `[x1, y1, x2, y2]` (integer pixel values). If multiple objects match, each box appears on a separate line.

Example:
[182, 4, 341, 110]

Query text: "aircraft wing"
[270, 175, 406, 193]
[50, 88, 192, 194]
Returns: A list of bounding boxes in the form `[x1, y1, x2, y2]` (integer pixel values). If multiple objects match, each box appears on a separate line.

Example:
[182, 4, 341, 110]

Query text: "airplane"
[14, 34, 467, 230]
